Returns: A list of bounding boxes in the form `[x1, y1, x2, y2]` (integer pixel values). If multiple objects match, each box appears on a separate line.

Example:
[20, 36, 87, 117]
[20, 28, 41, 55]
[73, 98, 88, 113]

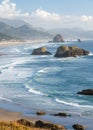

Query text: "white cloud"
[81, 15, 93, 22]
[0, 0, 29, 18]
[31, 9, 61, 21]
[0, 0, 93, 29]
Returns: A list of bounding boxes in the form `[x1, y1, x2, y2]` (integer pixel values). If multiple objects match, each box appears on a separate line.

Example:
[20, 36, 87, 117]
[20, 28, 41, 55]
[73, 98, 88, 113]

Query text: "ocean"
[0, 40, 93, 122]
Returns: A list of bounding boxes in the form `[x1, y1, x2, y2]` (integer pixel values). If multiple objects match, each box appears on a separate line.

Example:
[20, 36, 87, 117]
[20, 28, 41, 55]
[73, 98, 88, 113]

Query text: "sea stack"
[53, 34, 64, 42]
[77, 39, 81, 43]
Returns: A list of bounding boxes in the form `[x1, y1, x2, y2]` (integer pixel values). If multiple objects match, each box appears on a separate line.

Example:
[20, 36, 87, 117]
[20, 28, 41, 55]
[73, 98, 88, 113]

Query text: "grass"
[0, 121, 48, 130]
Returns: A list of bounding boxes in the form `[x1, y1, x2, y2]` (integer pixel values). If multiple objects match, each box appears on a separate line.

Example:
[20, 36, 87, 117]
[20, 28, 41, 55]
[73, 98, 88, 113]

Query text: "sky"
[0, 0, 93, 30]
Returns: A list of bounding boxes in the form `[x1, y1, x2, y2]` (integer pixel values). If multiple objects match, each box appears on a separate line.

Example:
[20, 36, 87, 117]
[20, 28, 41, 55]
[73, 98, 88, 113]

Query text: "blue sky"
[0, 0, 93, 29]
[10, 0, 93, 15]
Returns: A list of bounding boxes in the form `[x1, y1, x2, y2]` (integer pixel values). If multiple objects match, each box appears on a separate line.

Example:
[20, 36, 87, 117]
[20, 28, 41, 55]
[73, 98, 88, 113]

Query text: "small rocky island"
[48, 34, 64, 43]
[31, 47, 51, 55]
[77, 39, 81, 43]
[54, 46, 89, 58]
[53, 34, 64, 42]
[77, 89, 93, 95]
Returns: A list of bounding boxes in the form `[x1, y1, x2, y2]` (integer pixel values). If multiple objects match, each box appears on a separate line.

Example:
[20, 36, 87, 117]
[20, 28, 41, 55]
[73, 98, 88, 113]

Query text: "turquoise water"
[0, 41, 93, 119]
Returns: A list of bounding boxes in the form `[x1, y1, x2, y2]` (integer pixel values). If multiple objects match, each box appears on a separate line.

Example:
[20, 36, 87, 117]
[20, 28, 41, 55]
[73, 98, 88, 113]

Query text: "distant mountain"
[0, 32, 14, 41]
[0, 18, 29, 28]
[0, 22, 13, 33]
[13, 25, 53, 40]
[0, 18, 93, 41]
[0, 21, 53, 40]
[49, 28, 93, 40]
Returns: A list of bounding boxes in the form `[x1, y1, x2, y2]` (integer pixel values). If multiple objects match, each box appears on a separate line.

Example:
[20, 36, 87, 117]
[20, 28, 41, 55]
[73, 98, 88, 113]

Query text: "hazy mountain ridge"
[0, 19, 53, 40]
[0, 32, 15, 41]
[0, 18, 30, 28]
[0, 18, 93, 41]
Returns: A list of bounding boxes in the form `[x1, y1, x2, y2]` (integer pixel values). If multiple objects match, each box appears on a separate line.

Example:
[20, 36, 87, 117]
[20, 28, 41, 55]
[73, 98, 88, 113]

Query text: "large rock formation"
[53, 34, 64, 42]
[77, 89, 93, 95]
[17, 119, 34, 127]
[31, 47, 52, 55]
[54, 46, 89, 58]
[35, 120, 66, 130]
[17, 119, 66, 130]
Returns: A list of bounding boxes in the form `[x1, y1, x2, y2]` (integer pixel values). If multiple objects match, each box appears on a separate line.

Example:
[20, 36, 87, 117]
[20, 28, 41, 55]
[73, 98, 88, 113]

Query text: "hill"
[0, 18, 29, 28]
[0, 32, 15, 41]
[0, 21, 53, 40]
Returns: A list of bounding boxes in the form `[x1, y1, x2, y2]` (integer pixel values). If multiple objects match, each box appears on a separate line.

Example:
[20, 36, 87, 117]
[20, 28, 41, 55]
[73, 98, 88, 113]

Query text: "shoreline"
[0, 108, 43, 123]
[0, 39, 49, 47]
[0, 104, 93, 130]
[0, 40, 93, 129]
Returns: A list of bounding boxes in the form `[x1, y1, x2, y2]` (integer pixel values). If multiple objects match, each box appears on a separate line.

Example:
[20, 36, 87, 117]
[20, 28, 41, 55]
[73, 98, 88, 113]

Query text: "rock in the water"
[17, 119, 34, 127]
[31, 47, 52, 55]
[77, 89, 93, 95]
[77, 39, 81, 43]
[53, 112, 67, 117]
[72, 124, 85, 130]
[35, 120, 66, 130]
[36, 111, 46, 115]
[53, 34, 64, 42]
[54, 45, 89, 58]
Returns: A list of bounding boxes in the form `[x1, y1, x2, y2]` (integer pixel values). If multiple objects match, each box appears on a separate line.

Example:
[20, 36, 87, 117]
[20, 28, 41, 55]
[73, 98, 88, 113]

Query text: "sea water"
[0, 41, 93, 119]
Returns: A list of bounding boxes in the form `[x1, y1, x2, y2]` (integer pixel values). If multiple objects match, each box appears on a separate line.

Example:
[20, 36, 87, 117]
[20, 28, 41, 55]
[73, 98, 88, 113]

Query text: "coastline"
[0, 39, 49, 47]
[0, 40, 93, 130]
[0, 108, 42, 123]
[0, 106, 93, 130]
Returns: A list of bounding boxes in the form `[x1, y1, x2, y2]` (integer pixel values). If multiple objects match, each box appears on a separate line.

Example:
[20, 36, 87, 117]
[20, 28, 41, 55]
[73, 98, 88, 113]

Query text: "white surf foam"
[55, 98, 93, 109]
[0, 96, 12, 102]
[13, 48, 21, 53]
[0, 58, 28, 73]
[25, 84, 46, 96]
[38, 69, 46, 73]
[89, 52, 93, 56]
[0, 58, 30, 81]
[0, 58, 28, 71]
[38, 67, 61, 74]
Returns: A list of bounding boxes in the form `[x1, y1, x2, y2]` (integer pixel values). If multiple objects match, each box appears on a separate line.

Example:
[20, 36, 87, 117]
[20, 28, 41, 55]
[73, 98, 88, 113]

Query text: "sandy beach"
[0, 109, 22, 121]
[0, 107, 93, 130]
[0, 108, 43, 123]
[0, 39, 49, 47]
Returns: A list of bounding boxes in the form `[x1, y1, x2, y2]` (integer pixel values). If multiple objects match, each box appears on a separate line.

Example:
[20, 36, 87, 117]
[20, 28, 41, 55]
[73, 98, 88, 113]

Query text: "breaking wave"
[55, 98, 93, 109]
[0, 96, 12, 102]
[25, 84, 47, 96]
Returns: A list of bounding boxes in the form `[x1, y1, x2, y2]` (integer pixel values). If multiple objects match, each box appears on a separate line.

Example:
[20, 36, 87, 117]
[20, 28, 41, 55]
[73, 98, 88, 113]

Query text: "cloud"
[81, 15, 93, 22]
[0, 0, 29, 18]
[0, 0, 61, 21]
[0, 0, 93, 30]
[31, 9, 61, 21]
